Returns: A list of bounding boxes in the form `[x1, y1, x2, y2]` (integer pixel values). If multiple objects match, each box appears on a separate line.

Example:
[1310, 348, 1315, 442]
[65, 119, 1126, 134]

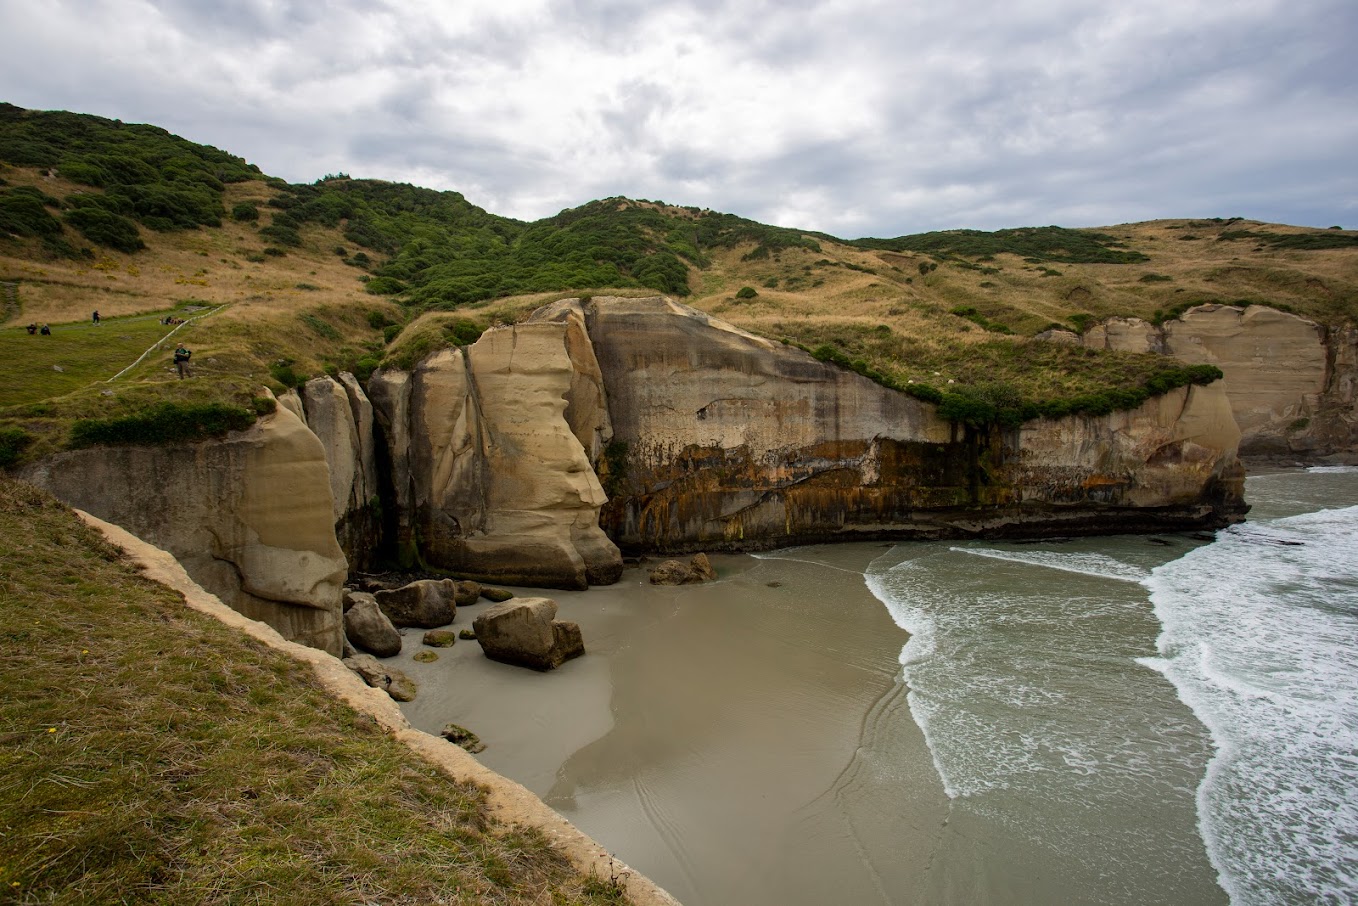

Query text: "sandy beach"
[395, 547, 961, 906]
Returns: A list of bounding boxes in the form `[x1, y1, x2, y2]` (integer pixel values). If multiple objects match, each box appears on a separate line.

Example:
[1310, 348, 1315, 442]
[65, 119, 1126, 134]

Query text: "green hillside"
[2, 103, 1356, 465]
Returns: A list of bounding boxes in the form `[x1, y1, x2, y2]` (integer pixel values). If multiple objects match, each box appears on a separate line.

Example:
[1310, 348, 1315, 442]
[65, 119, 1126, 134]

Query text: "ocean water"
[865, 466, 1358, 905]
[1142, 469, 1358, 905]
[402, 467, 1358, 905]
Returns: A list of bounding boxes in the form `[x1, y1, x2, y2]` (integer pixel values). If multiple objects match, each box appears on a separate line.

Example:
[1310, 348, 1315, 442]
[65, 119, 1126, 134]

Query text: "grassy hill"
[2, 103, 1356, 462]
[0, 478, 629, 904]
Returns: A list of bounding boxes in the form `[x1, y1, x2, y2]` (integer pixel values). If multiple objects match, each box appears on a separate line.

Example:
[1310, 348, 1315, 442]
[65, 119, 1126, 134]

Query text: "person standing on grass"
[174, 343, 191, 379]
[92, 310, 100, 325]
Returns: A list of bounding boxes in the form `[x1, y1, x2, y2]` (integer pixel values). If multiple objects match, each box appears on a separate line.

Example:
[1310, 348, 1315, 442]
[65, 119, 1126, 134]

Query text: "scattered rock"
[472, 597, 585, 671]
[422, 629, 458, 647]
[342, 636, 358, 659]
[343, 653, 418, 702]
[480, 586, 514, 603]
[459, 629, 476, 640]
[342, 589, 375, 613]
[387, 673, 418, 702]
[452, 580, 482, 607]
[343, 598, 402, 658]
[413, 650, 438, 663]
[374, 579, 456, 628]
[766, 581, 783, 588]
[648, 554, 718, 585]
[441, 722, 485, 753]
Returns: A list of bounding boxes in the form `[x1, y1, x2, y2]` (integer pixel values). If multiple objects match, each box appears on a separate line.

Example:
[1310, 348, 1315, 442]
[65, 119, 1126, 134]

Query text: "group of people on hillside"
[24, 312, 193, 378]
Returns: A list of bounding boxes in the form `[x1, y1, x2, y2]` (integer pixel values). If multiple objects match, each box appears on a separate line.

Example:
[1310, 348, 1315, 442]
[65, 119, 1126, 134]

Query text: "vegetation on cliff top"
[0, 478, 629, 904]
[1, 103, 1355, 447]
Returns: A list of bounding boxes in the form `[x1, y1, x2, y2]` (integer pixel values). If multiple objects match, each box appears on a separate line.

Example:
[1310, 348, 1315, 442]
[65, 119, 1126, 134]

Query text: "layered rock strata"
[575, 297, 1245, 551]
[22, 404, 348, 653]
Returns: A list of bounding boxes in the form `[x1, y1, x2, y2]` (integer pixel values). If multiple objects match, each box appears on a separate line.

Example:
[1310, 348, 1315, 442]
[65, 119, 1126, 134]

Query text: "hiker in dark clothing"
[92, 310, 100, 325]
[39, 324, 50, 336]
[174, 343, 191, 379]
[26, 323, 36, 334]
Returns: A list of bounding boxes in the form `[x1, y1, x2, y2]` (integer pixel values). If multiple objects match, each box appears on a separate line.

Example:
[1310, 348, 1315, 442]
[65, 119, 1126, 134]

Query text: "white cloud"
[1, 0, 1354, 234]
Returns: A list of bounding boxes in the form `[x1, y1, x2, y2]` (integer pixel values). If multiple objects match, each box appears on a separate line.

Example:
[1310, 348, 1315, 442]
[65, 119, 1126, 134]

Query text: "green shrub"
[1139, 273, 1173, 283]
[0, 191, 63, 239]
[259, 223, 301, 247]
[735, 286, 757, 299]
[352, 355, 382, 382]
[231, 202, 259, 222]
[364, 276, 407, 295]
[0, 426, 33, 467]
[366, 310, 392, 330]
[444, 319, 483, 346]
[262, 246, 287, 257]
[269, 359, 305, 388]
[300, 313, 340, 340]
[382, 324, 401, 344]
[63, 206, 144, 252]
[68, 403, 257, 448]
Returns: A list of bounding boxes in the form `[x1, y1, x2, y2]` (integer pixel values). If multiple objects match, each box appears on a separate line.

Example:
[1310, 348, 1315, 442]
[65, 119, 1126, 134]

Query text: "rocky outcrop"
[1077, 305, 1358, 458]
[344, 597, 402, 657]
[472, 598, 586, 671]
[1081, 317, 1163, 354]
[649, 554, 718, 585]
[374, 579, 457, 629]
[368, 317, 624, 590]
[22, 404, 348, 654]
[1163, 305, 1346, 456]
[577, 297, 1245, 551]
[344, 653, 417, 701]
[294, 375, 380, 568]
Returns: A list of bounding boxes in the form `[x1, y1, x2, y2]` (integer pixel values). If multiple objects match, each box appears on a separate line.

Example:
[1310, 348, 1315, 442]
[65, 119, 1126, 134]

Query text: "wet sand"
[395, 547, 957, 906]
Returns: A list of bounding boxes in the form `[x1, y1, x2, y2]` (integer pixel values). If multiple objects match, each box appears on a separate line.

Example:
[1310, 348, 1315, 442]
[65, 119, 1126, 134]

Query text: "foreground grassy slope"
[0, 478, 627, 905]
[2, 104, 1356, 459]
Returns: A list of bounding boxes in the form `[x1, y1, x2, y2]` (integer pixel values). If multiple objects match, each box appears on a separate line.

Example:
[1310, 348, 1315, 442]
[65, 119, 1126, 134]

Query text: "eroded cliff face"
[368, 315, 623, 589]
[285, 375, 381, 568]
[1079, 305, 1358, 457]
[22, 404, 348, 653]
[570, 297, 1245, 550]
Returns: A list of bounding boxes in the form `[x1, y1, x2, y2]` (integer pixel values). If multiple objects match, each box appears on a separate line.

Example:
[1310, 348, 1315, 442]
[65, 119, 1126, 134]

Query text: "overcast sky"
[3, 0, 1355, 237]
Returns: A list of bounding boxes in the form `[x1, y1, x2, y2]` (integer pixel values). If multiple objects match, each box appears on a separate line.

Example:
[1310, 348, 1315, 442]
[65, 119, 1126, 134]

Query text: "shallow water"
[393, 469, 1358, 905]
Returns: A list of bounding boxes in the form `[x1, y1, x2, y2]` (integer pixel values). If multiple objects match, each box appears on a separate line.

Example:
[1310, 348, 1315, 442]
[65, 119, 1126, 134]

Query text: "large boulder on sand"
[374, 579, 456, 628]
[649, 554, 717, 585]
[472, 597, 585, 671]
[344, 598, 402, 657]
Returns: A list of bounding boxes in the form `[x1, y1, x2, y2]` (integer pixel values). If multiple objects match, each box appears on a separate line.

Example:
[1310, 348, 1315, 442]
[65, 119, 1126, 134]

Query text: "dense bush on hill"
[67, 402, 260, 447]
[0, 188, 63, 241]
[1216, 228, 1358, 251]
[849, 226, 1150, 264]
[0, 103, 255, 241]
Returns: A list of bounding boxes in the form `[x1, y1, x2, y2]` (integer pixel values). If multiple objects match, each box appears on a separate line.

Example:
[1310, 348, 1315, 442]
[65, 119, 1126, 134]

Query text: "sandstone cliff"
[288, 375, 381, 568]
[368, 317, 623, 590]
[21, 403, 348, 654]
[1078, 304, 1358, 458]
[563, 297, 1244, 551]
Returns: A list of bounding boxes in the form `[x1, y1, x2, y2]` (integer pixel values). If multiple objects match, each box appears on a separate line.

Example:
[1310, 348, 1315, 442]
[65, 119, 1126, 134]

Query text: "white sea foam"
[950, 546, 1151, 582]
[1143, 506, 1358, 905]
